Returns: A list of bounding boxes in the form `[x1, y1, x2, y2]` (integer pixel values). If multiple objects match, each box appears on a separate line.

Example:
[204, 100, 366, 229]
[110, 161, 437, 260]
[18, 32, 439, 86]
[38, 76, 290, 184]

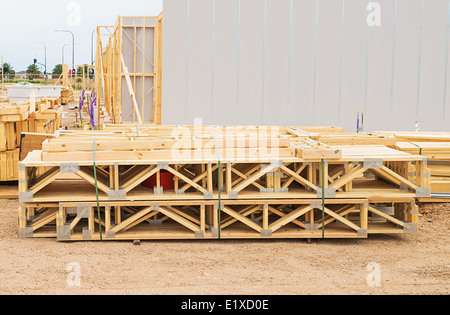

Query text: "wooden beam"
[158, 206, 200, 232]
[232, 164, 276, 193]
[121, 55, 143, 124]
[268, 205, 306, 229]
[269, 206, 312, 233]
[330, 164, 367, 190]
[368, 205, 405, 227]
[221, 206, 261, 233]
[110, 206, 154, 233]
[279, 165, 318, 191]
[322, 207, 360, 232]
[167, 166, 207, 193]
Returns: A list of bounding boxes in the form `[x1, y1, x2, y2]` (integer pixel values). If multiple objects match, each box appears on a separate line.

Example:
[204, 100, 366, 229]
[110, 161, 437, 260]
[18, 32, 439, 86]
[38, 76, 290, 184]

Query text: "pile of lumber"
[0, 97, 63, 181]
[17, 125, 425, 241]
[60, 88, 74, 104]
[40, 125, 344, 162]
[373, 131, 450, 199]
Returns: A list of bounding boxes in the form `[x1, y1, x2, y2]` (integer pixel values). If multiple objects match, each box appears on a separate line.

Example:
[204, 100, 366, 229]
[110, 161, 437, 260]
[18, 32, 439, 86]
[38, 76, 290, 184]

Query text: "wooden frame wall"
[95, 14, 162, 126]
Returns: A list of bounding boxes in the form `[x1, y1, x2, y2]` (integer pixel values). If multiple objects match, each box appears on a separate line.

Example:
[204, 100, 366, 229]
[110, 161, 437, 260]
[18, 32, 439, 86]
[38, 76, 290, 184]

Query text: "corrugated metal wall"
[162, 0, 450, 132]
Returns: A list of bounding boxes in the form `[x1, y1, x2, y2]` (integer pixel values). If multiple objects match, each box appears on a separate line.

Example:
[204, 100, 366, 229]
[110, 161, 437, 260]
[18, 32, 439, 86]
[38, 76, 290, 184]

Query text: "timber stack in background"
[0, 97, 63, 181]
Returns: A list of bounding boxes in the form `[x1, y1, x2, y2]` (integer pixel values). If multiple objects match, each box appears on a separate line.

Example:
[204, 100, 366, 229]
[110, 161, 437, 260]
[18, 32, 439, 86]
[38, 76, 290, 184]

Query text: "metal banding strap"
[409, 142, 422, 156]
[93, 138, 103, 241]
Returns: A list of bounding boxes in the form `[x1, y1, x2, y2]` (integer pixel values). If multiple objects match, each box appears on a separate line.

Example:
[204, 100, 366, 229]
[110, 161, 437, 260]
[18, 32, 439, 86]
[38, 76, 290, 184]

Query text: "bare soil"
[0, 199, 448, 295]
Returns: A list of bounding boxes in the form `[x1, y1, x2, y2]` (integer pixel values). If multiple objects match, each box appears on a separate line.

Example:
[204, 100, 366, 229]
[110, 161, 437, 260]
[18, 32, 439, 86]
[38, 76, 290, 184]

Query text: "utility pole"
[1, 56, 4, 96]
[39, 41, 47, 83]
[55, 30, 75, 84]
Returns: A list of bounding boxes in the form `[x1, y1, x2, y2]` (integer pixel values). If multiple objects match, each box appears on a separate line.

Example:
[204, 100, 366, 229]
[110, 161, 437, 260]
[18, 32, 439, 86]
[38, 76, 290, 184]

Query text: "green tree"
[52, 64, 63, 79]
[77, 64, 88, 77]
[26, 64, 41, 80]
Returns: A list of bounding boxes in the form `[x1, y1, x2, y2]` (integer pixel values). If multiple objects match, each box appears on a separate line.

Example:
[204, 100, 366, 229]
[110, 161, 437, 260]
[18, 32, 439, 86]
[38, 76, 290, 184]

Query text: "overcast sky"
[0, 0, 163, 72]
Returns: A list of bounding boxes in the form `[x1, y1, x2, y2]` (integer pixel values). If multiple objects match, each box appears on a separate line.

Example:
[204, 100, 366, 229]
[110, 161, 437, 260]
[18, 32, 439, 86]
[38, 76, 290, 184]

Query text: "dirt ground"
[0, 199, 448, 295]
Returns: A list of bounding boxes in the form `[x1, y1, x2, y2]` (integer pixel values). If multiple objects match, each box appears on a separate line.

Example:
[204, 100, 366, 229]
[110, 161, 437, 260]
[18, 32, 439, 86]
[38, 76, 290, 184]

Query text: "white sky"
[0, 0, 163, 72]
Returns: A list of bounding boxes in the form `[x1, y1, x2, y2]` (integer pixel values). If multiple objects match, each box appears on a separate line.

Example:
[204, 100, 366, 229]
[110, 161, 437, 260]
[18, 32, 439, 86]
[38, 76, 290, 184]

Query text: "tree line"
[2, 62, 94, 80]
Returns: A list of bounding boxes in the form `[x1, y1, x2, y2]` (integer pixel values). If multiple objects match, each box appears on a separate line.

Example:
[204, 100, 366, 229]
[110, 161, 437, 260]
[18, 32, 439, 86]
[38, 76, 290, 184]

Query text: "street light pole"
[62, 43, 71, 65]
[55, 30, 75, 78]
[91, 29, 96, 65]
[39, 41, 47, 82]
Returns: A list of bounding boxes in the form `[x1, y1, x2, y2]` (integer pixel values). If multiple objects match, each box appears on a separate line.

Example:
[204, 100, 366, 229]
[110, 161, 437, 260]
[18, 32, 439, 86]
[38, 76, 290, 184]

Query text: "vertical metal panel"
[419, 0, 448, 131]
[288, 0, 316, 126]
[443, 0, 450, 130]
[339, 0, 367, 132]
[315, 0, 341, 127]
[162, 0, 450, 131]
[162, 0, 188, 125]
[187, 0, 214, 123]
[237, 0, 265, 125]
[391, 0, 421, 131]
[264, 0, 291, 125]
[365, 0, 396, 133]
[210, 0, 239, 126]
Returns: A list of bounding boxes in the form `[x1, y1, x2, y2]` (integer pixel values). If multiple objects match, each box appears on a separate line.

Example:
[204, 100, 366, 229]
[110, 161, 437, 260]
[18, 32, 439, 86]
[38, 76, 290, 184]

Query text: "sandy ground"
[0, 199, 448, 295]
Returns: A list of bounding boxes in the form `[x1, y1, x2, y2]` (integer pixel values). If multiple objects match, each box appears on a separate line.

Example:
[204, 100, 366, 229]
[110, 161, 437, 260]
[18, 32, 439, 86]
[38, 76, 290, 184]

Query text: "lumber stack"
[17, 125, 425, 241]
[0, 98, 63, 181]
[60, 88, 74, 104]
[373, 132, 450, 200]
